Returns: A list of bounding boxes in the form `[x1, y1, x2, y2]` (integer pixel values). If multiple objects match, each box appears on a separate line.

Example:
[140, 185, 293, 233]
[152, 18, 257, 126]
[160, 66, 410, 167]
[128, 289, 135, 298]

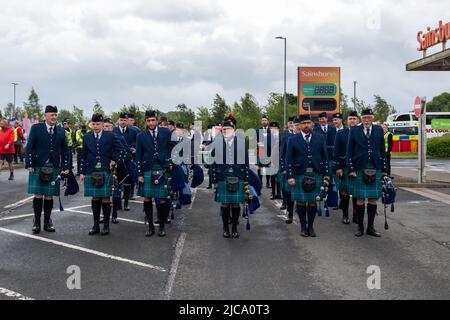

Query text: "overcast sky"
[1, 0, 449, 115]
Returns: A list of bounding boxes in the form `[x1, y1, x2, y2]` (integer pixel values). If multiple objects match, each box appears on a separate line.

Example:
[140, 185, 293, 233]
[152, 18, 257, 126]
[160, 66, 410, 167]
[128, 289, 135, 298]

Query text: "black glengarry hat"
[145, 110, 157, 119]
[45, 105, 58, 114]
[91, 113, 104, 122]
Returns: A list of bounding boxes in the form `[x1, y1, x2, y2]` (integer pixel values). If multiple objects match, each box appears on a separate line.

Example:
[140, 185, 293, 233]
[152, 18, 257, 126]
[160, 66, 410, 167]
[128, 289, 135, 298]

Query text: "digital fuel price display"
[298, 67, 341, 115]
[302, 83, 337, 97]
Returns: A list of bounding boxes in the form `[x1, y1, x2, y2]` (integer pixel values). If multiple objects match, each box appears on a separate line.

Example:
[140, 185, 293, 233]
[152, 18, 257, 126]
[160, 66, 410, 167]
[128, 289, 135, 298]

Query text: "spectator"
[0, 118, 16, 180]
[13, 120, 25, 164]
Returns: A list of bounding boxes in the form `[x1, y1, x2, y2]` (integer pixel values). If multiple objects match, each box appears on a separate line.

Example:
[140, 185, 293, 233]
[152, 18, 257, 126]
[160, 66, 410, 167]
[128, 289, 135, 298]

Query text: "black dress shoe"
[367, 228, 381, 237]
[352, 217, 358, 224]
[89, 226, 100, 236]
[223, 231, 231, 238]
[280, 205, 287, 210]
[355, 229, 364, 237]
[101, 225, 110, 236]
[44, 220, 56, 233]
[206, 186, 212, 190]
[166, 218, 171, 224]
[32, 224, 41, 234]
[285, 219, 293, 224]
[145, 226, 155, 237]
[343, 218, 350, 225]
[270, 195, 276, 200]
[300, 228, 309, 237]
[308, 228, 317, 238]
[111, 218, 119, 224]
[158, 229, 166, 237]
[232, 232, 239, 238]
[154, 220, 160, 226]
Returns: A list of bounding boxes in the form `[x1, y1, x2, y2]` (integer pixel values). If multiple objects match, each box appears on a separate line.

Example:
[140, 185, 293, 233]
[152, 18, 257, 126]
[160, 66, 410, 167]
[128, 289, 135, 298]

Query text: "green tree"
[350, 97, 371, 116]
[58, 109, 77, 125]
[426, 92, 450, 112]
[93, 100, 104, 115]
[232, 93, 262, 131]
[23, 88, 43, 119]
[211, 94, 231, 125]
[166, 104, 196, 128]
[72, 106, 87, 125]
[3, 103, 14, 119]
[196, 106, 213, 131]
[373, 95, 397, 122]
[264, 93, 298, 128]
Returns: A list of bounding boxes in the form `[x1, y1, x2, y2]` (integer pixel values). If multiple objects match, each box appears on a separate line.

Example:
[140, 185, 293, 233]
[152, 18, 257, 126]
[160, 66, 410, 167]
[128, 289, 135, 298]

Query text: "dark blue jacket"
[112, 133, 132, 163]
[113, 125, 140, 149]
[280, 130, 295, 172]
[211, 134, 250, 183]
[25, 123, 70, 170]
[136, 127, 175, 176]
[286, 133, 329, 179]
[347, 125, 387, 172]
[80, 131, 126, 175]
[333, 128, 350, 170]
[313, 125, 337, 160]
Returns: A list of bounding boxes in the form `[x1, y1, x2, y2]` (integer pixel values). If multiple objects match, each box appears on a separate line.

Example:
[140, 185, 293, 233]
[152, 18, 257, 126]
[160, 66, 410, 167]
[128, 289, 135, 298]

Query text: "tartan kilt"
[278, 172, 289, 192]
[215, 180, 246, 204]
[84, 172, 113, 197]
[289, 172, 323, 202]
[335, 169, 350, 194]
[28, 167, 60, 196]
[348, 166, 382, 200]
[138, 170, 169, 199]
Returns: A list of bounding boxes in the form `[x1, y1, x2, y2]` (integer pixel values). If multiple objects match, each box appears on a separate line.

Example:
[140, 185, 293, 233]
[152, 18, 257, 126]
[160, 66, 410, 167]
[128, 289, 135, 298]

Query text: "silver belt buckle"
[95, 162, 102, 169]
[306, 167, 313, 173]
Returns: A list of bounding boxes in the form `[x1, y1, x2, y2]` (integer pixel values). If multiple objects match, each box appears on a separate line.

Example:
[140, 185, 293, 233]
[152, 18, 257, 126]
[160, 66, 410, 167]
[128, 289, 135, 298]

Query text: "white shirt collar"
[94, 130, 103, 140]
[301, 131, 312, 140]
[149, 126, 158, 135]
[45, 122, 54, 131]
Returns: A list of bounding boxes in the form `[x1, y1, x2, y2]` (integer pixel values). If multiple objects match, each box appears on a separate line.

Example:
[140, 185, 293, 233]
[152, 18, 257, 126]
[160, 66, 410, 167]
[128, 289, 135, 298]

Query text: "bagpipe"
[53, 170, 79, 211]
[241, 169, 262, 231]
[382, 176, 397, 230]
[166, 163, 205, 220]
[316, 179, 332, 217]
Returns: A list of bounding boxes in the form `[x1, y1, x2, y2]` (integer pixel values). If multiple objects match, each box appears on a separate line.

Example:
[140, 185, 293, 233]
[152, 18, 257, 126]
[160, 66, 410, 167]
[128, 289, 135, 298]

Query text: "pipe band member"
[286, 114, 330, 238]
[26, 105, 70, 234]
[347, 108, 388, 238]
[136, 110, 176, 238]
[211, 114, 250, 239]
[80, 113, 126, 236]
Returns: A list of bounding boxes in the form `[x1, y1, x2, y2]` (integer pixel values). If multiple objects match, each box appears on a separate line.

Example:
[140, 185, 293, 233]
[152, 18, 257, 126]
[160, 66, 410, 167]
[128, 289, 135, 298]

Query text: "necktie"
[366, 128, 370, 139]
[122, 128, 125, 134]
[305, 134, 311, 145]
[323, 126, 327, 134]
[95, 133, 99, 142]
[151, 129, 156, 140]
[49, 127, 53, 135]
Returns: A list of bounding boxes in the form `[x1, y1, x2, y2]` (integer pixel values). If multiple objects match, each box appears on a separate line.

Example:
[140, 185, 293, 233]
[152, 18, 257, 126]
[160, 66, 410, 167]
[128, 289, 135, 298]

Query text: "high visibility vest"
[14, 127, 22, 144]
[75, 130, 84, 149]
[384, 132, 393, 153]
[65, 128, 73, 147]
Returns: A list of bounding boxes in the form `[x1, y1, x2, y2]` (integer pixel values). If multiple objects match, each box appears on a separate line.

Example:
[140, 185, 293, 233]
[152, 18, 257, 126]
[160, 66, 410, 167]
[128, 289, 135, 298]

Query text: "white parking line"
[188, 188, 198, 210]
[163, 232, 187, 300]
[401, 188, 450, 205]
[65, 209, 145, 225]
[0, 288, 34, 301]
[4, 196, 34, 209]
[0, 227, 166, 272]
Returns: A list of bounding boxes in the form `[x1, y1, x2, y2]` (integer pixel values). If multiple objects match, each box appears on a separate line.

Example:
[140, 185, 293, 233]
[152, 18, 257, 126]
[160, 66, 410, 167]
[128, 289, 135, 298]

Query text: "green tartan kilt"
[348, 166, 382, 200]
[215, 180, 246, 204]
[278, 172, 290, 192]
[334, 169, 350, 194]
[28, 167, 60, 196]
[138, 171, 169, 199]
[289, 172, 323, 202]
[84, 172, 113, 197]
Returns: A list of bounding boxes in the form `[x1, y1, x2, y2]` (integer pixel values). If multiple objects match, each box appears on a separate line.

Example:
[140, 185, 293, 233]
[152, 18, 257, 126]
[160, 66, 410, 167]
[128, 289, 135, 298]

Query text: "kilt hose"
[288, 172, 324, 202]
[138, 166, 170, 199]
[348, 165, 382, 200]
[84, 172, 113, 197]
[215, 180, 246, 204]
[28, 167, 60, 197]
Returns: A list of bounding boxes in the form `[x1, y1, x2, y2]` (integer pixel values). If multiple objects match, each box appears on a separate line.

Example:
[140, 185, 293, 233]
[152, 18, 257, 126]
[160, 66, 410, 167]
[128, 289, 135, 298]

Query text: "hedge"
[427, 134, 450, 158]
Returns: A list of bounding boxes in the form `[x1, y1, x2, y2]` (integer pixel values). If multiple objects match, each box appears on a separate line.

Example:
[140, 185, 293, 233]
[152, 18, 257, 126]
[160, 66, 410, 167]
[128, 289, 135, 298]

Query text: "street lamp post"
[12, 82, 18, 119]
[275, 36, 287, 130]
[353, 81, 357, 110]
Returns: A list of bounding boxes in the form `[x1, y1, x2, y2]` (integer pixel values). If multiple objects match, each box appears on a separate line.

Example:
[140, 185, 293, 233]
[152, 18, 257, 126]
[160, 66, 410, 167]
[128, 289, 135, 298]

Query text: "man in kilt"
[136, 111, 175, 237]
[256, 115, 272, 188]
[347, 108, 387, 238]
[211, 114, 250, 239]
[80, 113, 126, 236]
[103, 118, 131, 224]
[279, 116, 296, 215]
[286, 114, 330, 238]
[333, 111, 360, 225]
[268, 122, 282, 201]
[113, 113, 139, 210]
[26, 105, 70, 234]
